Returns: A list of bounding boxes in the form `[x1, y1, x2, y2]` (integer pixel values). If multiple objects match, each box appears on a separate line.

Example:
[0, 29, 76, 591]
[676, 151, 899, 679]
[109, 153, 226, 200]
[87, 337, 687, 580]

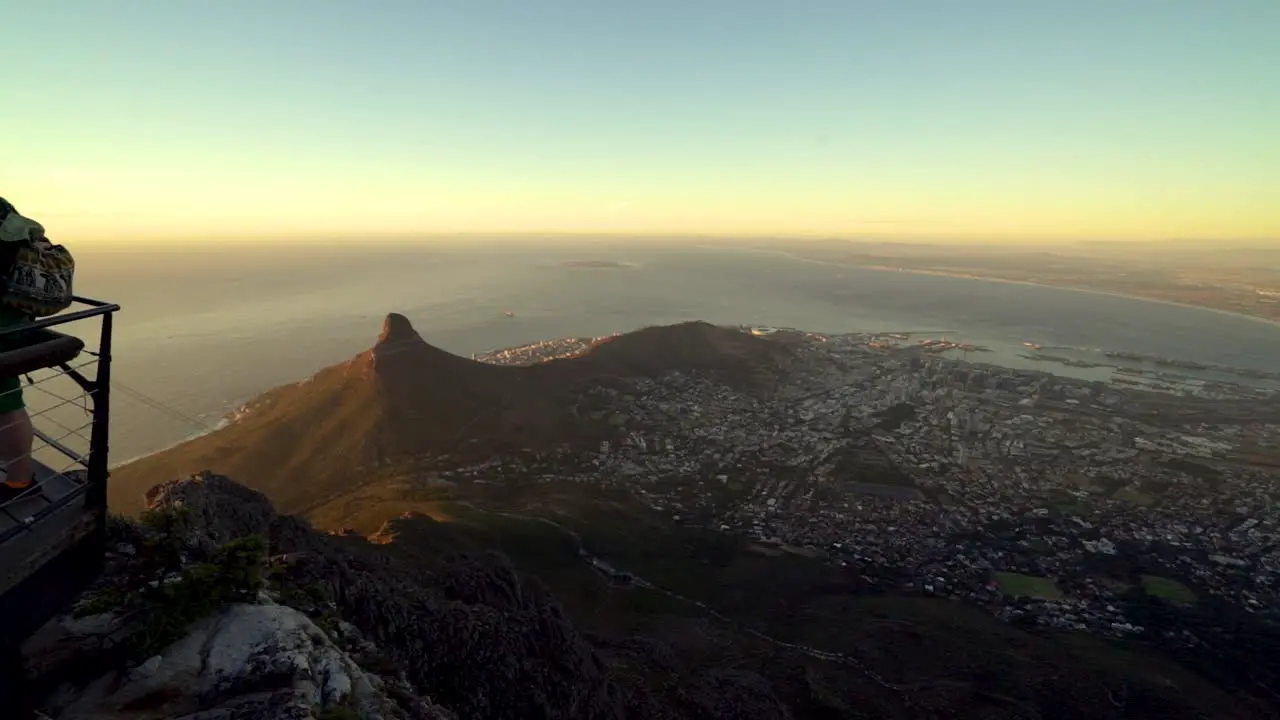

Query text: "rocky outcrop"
[142, 472, 276, 551]
[27, 473, 790, 719]
[269, 546, 621, 720]
[146, 473, 622, 719]
[46, 603, 428, 720]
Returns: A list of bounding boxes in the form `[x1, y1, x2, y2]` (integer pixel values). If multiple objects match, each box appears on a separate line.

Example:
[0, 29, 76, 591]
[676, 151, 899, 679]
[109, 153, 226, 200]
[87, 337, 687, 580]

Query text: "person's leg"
[0, 376, 33, 504]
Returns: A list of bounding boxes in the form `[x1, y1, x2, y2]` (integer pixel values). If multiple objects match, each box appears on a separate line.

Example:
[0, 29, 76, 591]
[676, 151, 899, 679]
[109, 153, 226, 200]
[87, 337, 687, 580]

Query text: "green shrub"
[126, 534, 269, 658]
[136, 506, 194, 572]
[276, 579, 331, 611]
[138, 505, 192, 535]
[98, 508, 271, 660]
[72, 586, 128, 618]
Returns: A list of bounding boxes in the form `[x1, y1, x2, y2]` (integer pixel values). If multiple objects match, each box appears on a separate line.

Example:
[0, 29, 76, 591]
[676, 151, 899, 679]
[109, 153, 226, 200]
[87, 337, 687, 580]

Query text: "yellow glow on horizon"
[27, 201, 1276, 247]
[8, 158, 1276, 245]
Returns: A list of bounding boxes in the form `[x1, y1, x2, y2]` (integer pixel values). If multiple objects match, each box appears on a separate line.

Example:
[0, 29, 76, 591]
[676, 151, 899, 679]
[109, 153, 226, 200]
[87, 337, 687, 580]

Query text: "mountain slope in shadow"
[110, 315, 793, 516]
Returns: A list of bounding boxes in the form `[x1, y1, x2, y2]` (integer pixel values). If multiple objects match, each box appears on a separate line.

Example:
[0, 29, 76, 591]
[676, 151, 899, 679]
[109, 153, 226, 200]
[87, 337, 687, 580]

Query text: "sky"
[4, 1, 1278, 243]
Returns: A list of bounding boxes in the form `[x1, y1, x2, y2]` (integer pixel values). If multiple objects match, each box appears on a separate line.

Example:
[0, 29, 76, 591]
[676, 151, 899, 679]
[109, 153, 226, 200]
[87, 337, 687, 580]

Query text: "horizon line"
[66, 232, 1279, 247]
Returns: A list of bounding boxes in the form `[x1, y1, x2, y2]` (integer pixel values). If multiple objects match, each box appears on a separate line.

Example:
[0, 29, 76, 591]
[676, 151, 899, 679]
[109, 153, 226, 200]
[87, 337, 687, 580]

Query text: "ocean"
[46, 239, 1280, 465]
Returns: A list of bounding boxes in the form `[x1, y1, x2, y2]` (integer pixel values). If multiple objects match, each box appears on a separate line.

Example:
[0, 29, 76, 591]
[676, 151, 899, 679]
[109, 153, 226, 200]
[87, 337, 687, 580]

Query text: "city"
[458, 328, 1280, 645]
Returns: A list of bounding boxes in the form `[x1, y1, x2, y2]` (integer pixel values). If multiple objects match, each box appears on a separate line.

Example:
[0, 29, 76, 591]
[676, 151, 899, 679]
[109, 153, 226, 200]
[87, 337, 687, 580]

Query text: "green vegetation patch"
[77, 507, 271, 660]
[994, 571, 1064, 600]
[1158, 457, 1221, 481]
[1140, 574, 1197, 604]
[1112, 486, 1155, 506]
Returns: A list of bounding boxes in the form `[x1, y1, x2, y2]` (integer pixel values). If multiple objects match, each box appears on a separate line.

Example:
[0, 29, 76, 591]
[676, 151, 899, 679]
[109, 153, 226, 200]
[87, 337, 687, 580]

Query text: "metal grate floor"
[0, 463, 88, 535]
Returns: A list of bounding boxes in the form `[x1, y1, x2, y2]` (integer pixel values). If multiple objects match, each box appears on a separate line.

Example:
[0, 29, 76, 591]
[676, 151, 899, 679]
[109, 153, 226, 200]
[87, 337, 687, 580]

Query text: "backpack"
[0, 197, 75, 318]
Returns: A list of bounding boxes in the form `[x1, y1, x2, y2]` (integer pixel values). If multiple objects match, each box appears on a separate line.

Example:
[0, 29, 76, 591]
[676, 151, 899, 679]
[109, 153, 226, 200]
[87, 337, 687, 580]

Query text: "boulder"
[49, 602, 423, 720]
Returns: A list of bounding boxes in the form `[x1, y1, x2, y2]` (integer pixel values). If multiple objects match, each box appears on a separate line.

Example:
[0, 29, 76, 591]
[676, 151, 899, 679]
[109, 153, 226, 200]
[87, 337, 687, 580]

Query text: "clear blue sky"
[5, 0, 1277, 242]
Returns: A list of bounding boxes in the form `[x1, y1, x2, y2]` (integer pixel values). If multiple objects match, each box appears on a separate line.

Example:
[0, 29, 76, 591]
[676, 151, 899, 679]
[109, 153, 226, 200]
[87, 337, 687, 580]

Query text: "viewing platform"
[0, 297, 117, 654]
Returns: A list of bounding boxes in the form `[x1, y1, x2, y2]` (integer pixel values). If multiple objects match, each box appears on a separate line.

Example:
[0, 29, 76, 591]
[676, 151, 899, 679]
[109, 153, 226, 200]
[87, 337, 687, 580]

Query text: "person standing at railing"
[0, 300, 34, 505]
[0, 199, 77, 505]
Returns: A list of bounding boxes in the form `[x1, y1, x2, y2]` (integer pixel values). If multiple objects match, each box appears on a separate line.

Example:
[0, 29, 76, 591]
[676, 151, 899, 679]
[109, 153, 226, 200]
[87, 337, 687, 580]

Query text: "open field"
[1141, 574, 1198, 604]
[995, 571, 1065, 600]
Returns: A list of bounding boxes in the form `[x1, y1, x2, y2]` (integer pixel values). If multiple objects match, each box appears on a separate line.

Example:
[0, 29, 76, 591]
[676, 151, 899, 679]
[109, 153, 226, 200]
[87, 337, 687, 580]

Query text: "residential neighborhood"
[462, 328, 1280, 645]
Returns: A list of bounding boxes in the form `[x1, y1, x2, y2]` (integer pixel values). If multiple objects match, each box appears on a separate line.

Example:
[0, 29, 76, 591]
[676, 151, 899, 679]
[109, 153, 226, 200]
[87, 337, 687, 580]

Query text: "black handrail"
[86, 308, 112, 511]
[0, 297, 122, 336]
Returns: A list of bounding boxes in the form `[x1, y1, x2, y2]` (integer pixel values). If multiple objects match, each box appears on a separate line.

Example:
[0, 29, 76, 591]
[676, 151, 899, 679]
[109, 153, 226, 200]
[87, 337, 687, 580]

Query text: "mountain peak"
[373, 311, 427, 361]
[110, 318, 796, 516]
[376, 313, 423, 351]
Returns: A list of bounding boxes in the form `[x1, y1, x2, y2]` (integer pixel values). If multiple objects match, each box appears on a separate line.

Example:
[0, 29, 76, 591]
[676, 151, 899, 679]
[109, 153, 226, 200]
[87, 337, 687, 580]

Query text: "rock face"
[144, 473, 622, 719]
[375, 312, 423, 350]
[142, 472, 276, 551]
[29, 473, 789, 719]
[51, 603, 416, 720]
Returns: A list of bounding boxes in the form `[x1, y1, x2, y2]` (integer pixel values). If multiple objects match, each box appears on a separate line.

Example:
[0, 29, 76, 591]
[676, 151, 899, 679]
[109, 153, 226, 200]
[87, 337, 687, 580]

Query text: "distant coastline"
[560, 259, 634, 269]
[751, 247, 1280, 330]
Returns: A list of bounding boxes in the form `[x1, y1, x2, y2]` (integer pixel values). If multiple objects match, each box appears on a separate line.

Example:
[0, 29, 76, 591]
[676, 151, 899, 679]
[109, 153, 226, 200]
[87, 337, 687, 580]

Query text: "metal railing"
[0, 296, 117, 652]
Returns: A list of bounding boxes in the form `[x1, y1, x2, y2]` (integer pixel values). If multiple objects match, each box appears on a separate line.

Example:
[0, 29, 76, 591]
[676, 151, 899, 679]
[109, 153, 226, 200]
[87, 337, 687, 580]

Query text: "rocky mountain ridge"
[110, 316, 794, 517]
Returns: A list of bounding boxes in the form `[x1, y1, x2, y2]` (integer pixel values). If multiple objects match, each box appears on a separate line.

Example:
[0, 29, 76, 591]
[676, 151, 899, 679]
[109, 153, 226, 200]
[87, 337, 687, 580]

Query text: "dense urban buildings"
[464, 328, 1280, 644]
